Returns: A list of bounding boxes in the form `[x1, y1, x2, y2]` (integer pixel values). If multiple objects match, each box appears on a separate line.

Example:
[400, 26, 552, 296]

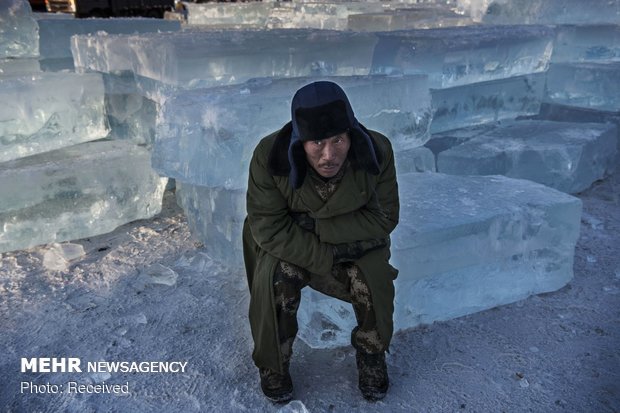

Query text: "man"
[243, 81, 399, 403]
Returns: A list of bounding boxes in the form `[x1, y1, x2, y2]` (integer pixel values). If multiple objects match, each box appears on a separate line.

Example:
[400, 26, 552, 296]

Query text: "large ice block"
[430, 73, 545, 133]
[266, 2, 386, 30]
[72, 29, 378, 89]
[0, 57, 39, 75]
[184, 1, 385, 29]
[348, 6, 473, 31]
[545, 62, 620, 112]
[101, 72, 158, 145]
[552, 25, 620, 63]
[0, 140, 167, 253]
[185, 2, 273, 26]
[370, 25, 554, 88]
[297, 172, 582, 348]
[482, 0, 620, 25]
[395, 147, 436, 174]
[36, 17, 181, 71]
[0, 0, 38, 58]
[437, 120, 618, 193]
[0, 72, 109, 163]
[154, 75, 431, 189]
[175, 183, 245, 265]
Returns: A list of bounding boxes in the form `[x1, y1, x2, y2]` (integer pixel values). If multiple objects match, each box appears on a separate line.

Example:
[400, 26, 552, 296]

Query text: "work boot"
[259, 366, 293, 403]
[355, 351, 389, 401]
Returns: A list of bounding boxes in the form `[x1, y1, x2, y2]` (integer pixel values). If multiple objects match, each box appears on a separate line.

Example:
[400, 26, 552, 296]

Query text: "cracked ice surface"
[0, 140, 167, 253]
[154, 75, 431, 189]
[370, 25, 554, 88]
[298, 173, 582, 348]
[437, 120, 618, 194]
[0, 72, 108, 162]
[0, 0, 38, 58]
[71, 29, 378, 90]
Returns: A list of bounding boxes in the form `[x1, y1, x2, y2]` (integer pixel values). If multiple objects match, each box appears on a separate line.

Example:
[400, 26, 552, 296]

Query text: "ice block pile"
[0, 0, 168, 253]
[297, 172, 582, 347]
[8, 0, 615, 347]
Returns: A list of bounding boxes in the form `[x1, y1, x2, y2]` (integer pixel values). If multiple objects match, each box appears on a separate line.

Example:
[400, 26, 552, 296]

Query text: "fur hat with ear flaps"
[270, 81, 382, 189]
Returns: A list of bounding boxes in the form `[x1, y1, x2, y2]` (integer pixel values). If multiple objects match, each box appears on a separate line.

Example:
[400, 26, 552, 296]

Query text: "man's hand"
[290, 212, 316, 232]
[332, 238, 387, 264]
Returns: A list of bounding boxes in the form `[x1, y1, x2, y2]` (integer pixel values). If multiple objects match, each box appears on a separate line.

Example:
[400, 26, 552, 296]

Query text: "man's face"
[302, 132, 351, 178]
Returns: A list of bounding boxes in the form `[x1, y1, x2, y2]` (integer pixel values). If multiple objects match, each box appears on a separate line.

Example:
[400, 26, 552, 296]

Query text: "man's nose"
[322, 142, 335, 160]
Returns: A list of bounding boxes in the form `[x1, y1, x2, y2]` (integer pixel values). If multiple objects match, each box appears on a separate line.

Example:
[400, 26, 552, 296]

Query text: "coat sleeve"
[315, 136, 400, 244]
[246, 141, 334, 275]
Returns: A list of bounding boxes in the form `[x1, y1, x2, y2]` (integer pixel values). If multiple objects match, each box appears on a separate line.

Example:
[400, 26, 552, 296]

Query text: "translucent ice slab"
[0, 57, 40, 75]
[430, 73, 545, 133]
[101, 72, 158, 145]
[395, 147, 436, 174]
[72, 29, 378, 89]
[348, 7, 473, 31]
[184, 1, 385, 29]
[545, 62, 620, 112]
[482, 0, 620, 25]
[437, 120, 618, 193]
[267, 2, 386, 30]
[0, 140, 167, 253]
[0, 0, 38, 58]
[0, 72, 109, 163]
[37, 17, 180, 71]
[370, 25, 554, 88]
[552, 25, 620, 63]
[297, 172, 582, 348]
[175, 183, 245, 265]
[154, 75, 431, 189]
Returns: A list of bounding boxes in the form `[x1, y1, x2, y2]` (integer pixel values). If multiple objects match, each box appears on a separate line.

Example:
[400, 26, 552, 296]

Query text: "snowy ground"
[1, 168, 619, 413]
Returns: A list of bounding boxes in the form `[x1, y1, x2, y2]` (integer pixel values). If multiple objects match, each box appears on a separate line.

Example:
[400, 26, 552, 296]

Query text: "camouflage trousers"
[273, 260, 385, 365]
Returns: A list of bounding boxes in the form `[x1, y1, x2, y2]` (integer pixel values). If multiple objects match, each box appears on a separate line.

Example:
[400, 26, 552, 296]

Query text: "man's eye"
[313, 140, 322, 145]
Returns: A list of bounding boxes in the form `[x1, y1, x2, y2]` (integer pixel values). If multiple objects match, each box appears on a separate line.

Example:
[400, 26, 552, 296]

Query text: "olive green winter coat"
[242, 125, 400, 374]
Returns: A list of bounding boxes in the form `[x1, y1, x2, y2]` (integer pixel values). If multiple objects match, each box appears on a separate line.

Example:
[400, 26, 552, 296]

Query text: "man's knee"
[274, 260, 309, 289]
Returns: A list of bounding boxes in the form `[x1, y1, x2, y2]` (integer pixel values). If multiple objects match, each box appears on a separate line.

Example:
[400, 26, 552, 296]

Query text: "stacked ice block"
[348, 6, 474, 31]
[436, 120, 618, 193]
[153, 75, 431, 189]
[0, 73, 108, 162]
[0, 0, 38, 58]
[297, 172, 582, 348]
[369, 25, 553, 133]
[72, 29, 378, 94]
[0, 140, 167, 253]
[482, 0, 620, 25]
[0, 1, 168, 253]
[184, 1, 386, 30]
[36, 16, 181, 71]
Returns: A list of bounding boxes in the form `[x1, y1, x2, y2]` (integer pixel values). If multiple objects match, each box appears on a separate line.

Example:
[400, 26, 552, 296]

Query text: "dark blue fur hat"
[287, 81, 381, 189]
